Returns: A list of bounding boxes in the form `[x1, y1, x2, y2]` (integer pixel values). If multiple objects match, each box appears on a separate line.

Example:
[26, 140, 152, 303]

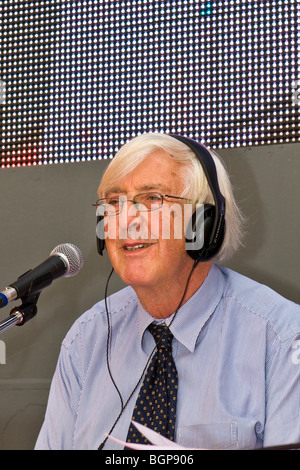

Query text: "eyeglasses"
[93, 192, 193, 216]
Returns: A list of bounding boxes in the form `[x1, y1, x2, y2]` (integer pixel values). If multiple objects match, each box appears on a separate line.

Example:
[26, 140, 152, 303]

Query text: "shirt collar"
[136, 264, 225, 353]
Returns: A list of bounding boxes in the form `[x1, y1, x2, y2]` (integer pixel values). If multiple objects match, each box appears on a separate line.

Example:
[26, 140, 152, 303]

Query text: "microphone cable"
[98, 258, 199, 450]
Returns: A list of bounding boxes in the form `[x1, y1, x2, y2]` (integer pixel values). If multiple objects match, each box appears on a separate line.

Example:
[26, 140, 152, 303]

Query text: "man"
[35, 133, 300, 450]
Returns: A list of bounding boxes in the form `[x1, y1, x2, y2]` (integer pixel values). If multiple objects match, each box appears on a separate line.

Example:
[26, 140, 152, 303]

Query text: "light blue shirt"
[35, 264, 300, 450]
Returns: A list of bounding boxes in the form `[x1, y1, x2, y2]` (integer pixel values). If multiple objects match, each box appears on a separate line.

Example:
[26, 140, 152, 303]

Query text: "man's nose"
[119, 200, 140, 218]
[118, 200, 140, 231]
[118, 201, 149, 240]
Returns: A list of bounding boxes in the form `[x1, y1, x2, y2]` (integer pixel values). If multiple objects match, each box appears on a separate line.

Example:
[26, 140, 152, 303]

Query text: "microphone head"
[50, 243, 84, 277]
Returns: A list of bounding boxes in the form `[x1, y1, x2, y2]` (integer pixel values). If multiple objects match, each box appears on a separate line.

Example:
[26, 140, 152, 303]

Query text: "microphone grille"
[50, 243, 84, 277]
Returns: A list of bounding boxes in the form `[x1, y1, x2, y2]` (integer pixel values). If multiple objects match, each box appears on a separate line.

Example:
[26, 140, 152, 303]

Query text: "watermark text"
[96, 201, 204, 251]
[0, 81, 6, 105]
[291, 339, 300, 365]
[291, 80, 300, 106]
[0, 340, 6, 364]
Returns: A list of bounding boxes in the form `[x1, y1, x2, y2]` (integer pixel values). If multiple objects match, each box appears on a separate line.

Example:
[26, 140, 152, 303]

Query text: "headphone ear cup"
[185, 204, 216, 261]
[96, 215, 105, 256]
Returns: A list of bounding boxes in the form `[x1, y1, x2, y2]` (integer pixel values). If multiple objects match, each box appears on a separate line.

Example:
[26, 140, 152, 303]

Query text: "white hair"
[98, 132, 245, 263]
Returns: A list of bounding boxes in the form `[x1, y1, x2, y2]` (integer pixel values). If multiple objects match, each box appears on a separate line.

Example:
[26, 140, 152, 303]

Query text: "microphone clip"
[0, 291, 41, 335]
[10, 291, 41, 327]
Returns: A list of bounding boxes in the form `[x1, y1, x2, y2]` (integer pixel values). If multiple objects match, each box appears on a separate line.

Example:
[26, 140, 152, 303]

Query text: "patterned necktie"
[126, 323, 178, 445]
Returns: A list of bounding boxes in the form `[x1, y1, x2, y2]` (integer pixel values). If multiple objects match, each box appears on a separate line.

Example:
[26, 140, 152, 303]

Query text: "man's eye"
[107, 198, 120, 206]
[145, 194, 161, 201]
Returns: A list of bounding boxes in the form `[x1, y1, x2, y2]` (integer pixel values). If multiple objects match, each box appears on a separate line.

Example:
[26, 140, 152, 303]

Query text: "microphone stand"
[0, 292, 40, 335]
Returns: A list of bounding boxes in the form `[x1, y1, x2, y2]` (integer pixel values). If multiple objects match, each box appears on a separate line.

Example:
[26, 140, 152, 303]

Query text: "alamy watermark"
[96, 201, 205, 251]
[291, 80, 300, 106]
[0, 80, 6, 105]
[0, 340, 6, 364]
[291, 339, 300, 365]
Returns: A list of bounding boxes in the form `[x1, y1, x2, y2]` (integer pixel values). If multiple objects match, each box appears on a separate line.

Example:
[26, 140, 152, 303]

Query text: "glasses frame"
[93, 192, 193, 215]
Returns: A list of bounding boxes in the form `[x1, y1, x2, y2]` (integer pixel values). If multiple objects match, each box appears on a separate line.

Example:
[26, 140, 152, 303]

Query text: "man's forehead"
[98, 150, 185, 196]
[105, 183, 170, 195]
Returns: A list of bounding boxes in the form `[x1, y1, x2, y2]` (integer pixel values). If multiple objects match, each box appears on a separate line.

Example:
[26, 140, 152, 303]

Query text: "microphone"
[0, 243, 84, 308]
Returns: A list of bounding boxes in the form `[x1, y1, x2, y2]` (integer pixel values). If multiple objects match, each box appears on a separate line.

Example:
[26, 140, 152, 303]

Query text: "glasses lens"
[96, 197, 120, 216]
[136, 193, 163, 211]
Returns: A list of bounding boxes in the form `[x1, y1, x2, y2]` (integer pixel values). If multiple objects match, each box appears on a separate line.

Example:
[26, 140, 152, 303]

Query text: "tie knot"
[148, 323, 173, 349]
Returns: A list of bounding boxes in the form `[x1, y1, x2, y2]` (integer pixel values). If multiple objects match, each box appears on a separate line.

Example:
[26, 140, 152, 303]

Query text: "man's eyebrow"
[105, 187, 123, 195]
[138, 184, 168, 192]
[106, 184, 168, 195]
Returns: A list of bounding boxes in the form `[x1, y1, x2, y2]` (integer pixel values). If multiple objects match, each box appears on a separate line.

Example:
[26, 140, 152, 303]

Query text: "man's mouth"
[123, 243, 152, 251]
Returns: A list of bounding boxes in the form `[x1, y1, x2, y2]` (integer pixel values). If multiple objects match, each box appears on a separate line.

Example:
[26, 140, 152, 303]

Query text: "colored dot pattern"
[126, 323, 178, 444]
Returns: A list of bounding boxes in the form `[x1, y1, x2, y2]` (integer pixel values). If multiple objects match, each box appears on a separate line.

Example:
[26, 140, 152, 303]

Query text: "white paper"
[107, 421, 202, 450]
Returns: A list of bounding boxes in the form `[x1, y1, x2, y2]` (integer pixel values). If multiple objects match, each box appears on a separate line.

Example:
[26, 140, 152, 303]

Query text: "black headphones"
[96, 134, 226, 262]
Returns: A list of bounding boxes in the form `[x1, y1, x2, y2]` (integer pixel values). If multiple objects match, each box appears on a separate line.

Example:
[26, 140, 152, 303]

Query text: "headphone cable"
[98, 258, 199, 450]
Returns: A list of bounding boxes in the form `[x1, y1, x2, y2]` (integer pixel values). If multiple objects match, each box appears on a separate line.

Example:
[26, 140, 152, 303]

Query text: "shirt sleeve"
[263, 333, 300, 448]
[35, 339, 82, 450]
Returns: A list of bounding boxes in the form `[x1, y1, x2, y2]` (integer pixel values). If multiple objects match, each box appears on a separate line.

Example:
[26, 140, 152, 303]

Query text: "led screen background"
[0, 0, 299, 168]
